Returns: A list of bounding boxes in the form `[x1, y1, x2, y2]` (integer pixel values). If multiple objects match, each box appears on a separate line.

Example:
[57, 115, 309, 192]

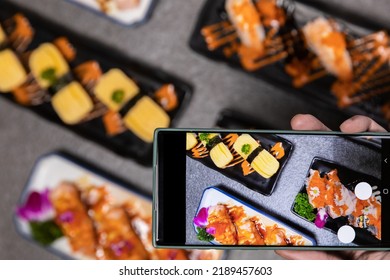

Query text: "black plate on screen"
[187, 132, 293, 196]
[189, 0, 389, 128]
[0, 1, 192, 166]
[291, 157, 382, 245]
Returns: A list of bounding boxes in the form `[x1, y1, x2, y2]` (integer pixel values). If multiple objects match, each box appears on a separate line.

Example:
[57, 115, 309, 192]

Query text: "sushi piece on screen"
[0, 49, 27, 93]
[186, 133, 198, 150]
[206, 204, 238, 245]
[233, 134, 279, 179]
[225, 0, 265, 54]
[198, 133, 234, 168]
[302, 17, 353, 82]
[228, 205, 265, 245]
[51, 81, 94, 125]
[29, 43, 70, 89]
[123, 96, 170, 143]
[94, 68, 139, 112]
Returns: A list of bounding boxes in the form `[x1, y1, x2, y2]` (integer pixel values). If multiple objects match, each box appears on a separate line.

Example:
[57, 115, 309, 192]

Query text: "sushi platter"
[189, 0, 390, 128]
[65, 0, 157, 26]
[291, 157, 382, 245]
[193, 187, 316, 246]
[186, 132, 293, 196]
[0, 1, 192, 166]
[14, 151, 225, 260]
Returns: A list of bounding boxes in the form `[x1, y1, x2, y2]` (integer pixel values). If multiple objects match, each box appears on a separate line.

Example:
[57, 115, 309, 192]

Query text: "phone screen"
[154, 130, 390, 249]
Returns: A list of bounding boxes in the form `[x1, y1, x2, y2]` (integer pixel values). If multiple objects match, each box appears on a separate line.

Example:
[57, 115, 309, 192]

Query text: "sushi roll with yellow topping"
[0, 49, 27, 93]
[233, 134, 279, 178]
[198, 133, 233, 168]
[123, 96, 170, 143]
[29, 43, 70, 89]
[94, 68, 139, 112]
[186, 133, 198, 150]
[51, 81, 94, 125]
[95, 68, 170, 142]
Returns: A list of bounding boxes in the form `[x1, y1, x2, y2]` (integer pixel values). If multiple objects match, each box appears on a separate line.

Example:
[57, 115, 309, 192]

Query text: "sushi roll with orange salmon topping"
[302, 17, 353, 81]
[225, 0, 265, 54]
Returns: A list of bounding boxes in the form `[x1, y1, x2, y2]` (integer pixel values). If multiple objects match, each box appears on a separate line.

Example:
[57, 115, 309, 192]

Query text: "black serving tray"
[187, 132, 293, 196]
[216, 109, 276, 130]
[0, 1, 192, 166]
[291, 157, 382, 245]
[14, 151, 227, 260]
[189, 0, 390, 128]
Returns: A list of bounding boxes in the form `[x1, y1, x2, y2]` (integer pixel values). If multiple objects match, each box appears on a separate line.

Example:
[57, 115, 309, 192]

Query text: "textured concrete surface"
[0, 0, 388, 260]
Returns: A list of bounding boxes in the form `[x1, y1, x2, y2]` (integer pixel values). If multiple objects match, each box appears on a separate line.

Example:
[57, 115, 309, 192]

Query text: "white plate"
[67, 0, 155, 26]
[194, 187, 316, 246]
[14, 152, 151, 259]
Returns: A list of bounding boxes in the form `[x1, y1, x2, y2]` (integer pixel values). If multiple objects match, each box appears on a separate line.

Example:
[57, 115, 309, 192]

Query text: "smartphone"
[153, 129, 390, 249]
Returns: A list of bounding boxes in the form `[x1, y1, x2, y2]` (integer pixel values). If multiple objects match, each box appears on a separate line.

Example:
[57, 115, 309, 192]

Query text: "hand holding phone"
[276, 114, 390, 259]
[153, 117, 390, 250]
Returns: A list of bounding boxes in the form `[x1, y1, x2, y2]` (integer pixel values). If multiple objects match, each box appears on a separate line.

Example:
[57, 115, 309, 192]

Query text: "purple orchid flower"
[16, 189, 53, 221]
[315, 208, 329, 228]
[193, 207, 209, 228]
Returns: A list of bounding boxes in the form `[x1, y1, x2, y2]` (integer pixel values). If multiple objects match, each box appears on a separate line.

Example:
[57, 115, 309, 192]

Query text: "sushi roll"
[198, 133, 233, 168]
[305, 169, 327, 209]
[206, 204, 238, 245]
[233, 134, 279, 178]
[29, 43, 70, 89]
[228, 205, 265, 245]
[50, 182, 97, 257]
[0, 49, 27, 93]
[94, 68, 139, 112]
[123, 96, 170, 143]
[225, 0, 265, 53]
[3, 13, 35, 52]
[51, 81, 94, 125]
[186, 133, 198, 150]
[302, 17, 353, 81]
[83, 186, 149, 260]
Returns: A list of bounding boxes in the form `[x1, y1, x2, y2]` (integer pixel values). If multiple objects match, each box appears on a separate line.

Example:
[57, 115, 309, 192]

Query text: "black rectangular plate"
[0, 1, 192, 166]
[189, 0, 389, 128]
[216, 108, 276, 130]
[187, 132, 293, 196]
[291, 157, 382, 245]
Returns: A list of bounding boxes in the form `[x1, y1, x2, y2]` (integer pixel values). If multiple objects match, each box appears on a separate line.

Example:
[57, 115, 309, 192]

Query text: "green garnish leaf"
[196, 227, 214, 242]
[294, 193, 316, 221]
[199, 133, 210, 144]
[30, 220, 63, 246]
[112, 89, 125, 104]
[41, 68, 57, 84]
[241, 144, 251, 155]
